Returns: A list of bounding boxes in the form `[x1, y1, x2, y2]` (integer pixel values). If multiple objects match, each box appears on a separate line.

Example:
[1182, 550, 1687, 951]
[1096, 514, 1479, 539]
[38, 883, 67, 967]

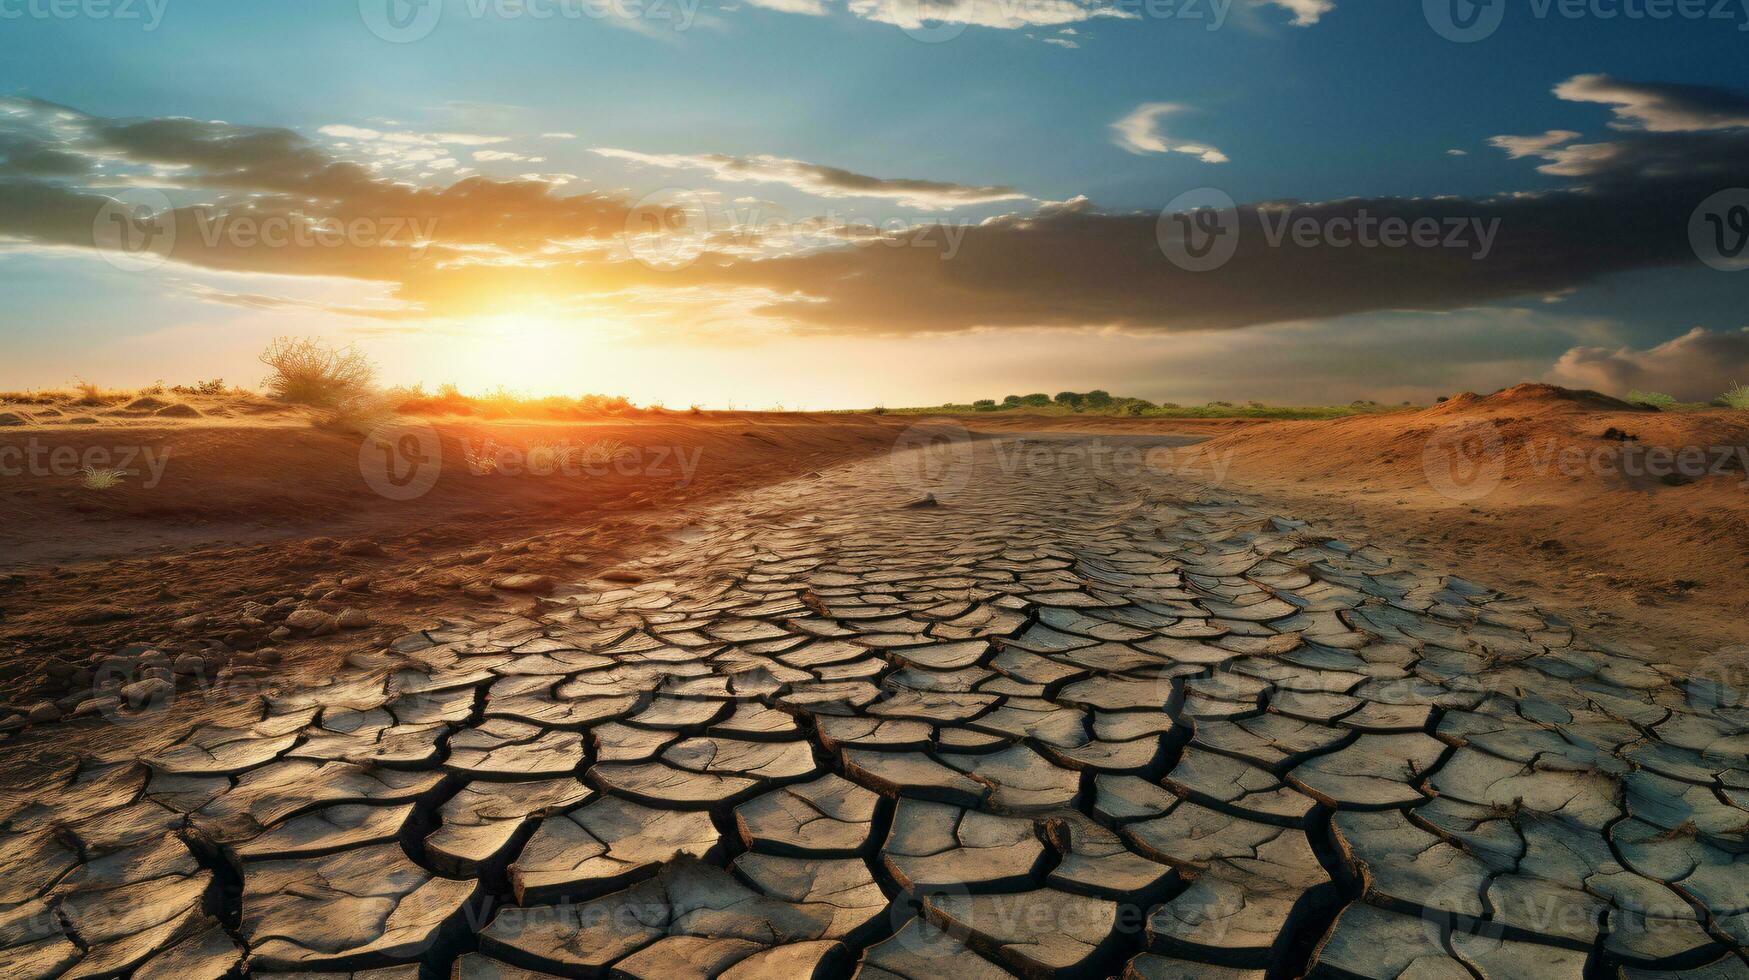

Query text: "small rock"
[72, 697, 118, 718]
[268, 627, 292, 642]
[174, 614, 209, 630]
[0, 714, 24, 732]
[560, 554, 593, 566]
[339, 539, 385, 557]
[26, 702, 61, 724]
[493, 574, 556, 594]
[173, 654, 205, 675]
[255, 648, 283, 664]
[336, 609, 371, 630]
[284, 609, 337, 631]
[119, 677, 174, 707]
[305, 537, 340, 551]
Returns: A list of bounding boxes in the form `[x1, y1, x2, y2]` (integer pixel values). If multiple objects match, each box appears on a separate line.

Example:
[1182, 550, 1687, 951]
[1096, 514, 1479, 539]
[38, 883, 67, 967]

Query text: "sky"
[1, 0, 1747, 408]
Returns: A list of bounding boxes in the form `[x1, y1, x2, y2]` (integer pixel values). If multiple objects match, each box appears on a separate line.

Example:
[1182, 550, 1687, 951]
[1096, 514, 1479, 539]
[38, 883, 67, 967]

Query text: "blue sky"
[2, 0, 1746, 406]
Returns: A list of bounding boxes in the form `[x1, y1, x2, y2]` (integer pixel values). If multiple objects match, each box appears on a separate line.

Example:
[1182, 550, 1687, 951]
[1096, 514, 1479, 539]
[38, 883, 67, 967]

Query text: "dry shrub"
[260, 337, 376, 407]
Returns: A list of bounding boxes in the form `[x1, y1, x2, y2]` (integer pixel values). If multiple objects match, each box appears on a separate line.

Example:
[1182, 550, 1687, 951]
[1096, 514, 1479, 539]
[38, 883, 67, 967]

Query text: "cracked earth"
[4, 433, 1747, 980]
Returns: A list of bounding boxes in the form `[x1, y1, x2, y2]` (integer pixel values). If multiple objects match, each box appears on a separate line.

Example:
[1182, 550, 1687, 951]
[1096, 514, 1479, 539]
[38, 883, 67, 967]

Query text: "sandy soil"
[0, 392, 913, 713]
[959, 385, 1749, 663]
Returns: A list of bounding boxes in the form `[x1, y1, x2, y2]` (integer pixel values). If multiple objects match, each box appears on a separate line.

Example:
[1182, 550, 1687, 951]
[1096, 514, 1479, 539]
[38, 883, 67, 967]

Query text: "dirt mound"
[122, 395, 171, 411]
[1431, 383, 1641, 415]
[155, 403, 203, 418]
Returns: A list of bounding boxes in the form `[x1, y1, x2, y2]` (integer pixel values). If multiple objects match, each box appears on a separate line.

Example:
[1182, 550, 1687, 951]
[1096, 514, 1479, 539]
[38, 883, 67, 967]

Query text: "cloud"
[650, 173, 1716, 335]
[1545, 327, 1749, 401]
[742, 0, 830, 13]
[4, 77, 1745, 345]
[0, 96, 637, 310]
[474, 150, 544, 163]
[1110, 103, 1228, 162]
[1446, 149, 1468, 157]
[591, 147, 1027, 208]
[317, 124, 510, 146]
[1554, 74, 1749, 133]
[1489, 130, 1581, 159]
[845, 0, 1137, 31]
[1257, 0, 1333, 26]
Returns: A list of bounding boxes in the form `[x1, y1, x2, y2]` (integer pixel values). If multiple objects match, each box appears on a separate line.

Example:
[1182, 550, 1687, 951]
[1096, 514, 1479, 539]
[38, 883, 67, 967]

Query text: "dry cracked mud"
[3, 434, 1747, 979]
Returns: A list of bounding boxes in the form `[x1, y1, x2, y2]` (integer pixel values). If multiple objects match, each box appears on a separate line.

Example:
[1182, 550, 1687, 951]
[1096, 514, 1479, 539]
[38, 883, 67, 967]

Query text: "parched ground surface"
[3, 434, 1747, 980]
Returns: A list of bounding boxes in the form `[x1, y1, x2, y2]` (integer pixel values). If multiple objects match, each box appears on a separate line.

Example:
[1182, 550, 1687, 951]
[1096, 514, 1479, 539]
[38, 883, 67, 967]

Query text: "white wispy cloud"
[1110, 103, 1228, 162]
[592, 147, 1028, 208]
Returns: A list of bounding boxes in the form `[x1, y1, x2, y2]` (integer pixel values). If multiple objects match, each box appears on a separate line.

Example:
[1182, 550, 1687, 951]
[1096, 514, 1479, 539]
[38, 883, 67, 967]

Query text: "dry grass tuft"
[79, 466, 128, 490]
